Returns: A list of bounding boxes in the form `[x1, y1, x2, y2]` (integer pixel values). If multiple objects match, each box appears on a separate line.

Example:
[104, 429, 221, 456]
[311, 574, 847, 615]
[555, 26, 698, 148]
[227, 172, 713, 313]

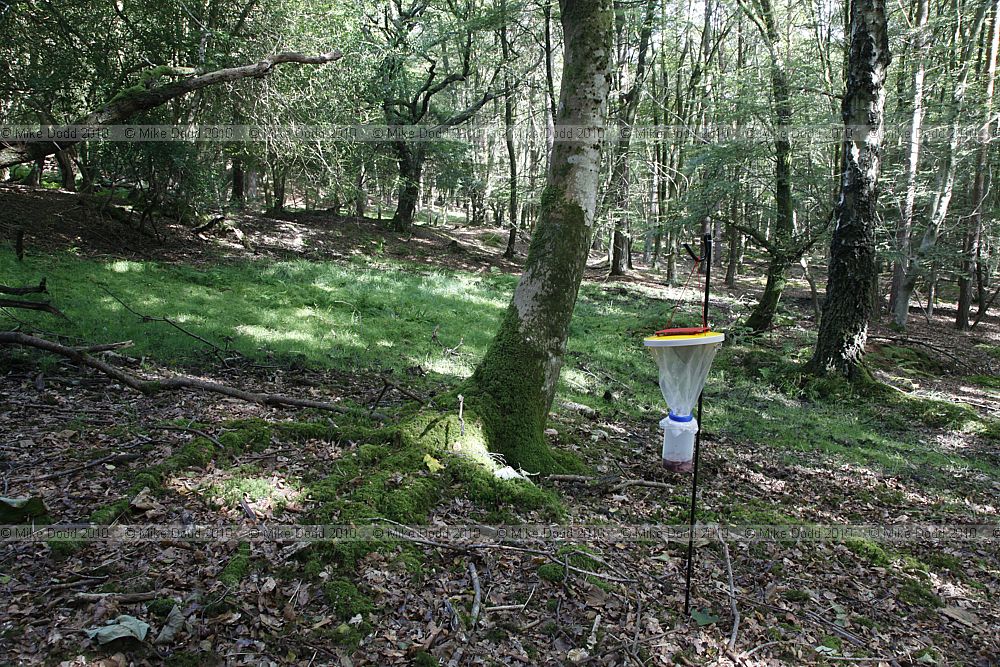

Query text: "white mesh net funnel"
[644, 332, 724, 470]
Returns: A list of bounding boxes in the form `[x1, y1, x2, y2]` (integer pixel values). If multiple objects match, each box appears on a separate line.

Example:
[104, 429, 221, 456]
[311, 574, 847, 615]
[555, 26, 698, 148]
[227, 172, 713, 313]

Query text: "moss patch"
[898, 579, 942, 609]
[323, 579, 374, 621]
[219, 542, 251, 587]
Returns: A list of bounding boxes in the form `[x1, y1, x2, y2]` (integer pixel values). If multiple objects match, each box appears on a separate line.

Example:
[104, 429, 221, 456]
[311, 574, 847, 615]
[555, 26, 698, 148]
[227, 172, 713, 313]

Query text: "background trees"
[3, 0, 999, 350]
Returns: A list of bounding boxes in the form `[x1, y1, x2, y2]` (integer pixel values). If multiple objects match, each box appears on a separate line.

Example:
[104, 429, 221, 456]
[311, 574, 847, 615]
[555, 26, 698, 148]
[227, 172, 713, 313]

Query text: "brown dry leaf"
[940, 606, 980, 628]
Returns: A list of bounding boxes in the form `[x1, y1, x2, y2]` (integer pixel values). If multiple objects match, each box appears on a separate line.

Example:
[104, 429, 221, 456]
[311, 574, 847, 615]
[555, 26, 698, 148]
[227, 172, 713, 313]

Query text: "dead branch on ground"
[0, 331, 383, 419]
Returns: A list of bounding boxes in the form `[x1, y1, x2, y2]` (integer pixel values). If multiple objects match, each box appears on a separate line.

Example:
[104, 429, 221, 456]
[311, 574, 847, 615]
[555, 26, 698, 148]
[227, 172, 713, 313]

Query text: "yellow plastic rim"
[643, 331, 725, 347]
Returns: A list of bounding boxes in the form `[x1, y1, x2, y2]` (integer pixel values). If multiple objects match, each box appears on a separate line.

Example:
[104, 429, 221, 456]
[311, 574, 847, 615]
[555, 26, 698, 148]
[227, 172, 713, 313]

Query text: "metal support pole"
[684, 232, 712, 617]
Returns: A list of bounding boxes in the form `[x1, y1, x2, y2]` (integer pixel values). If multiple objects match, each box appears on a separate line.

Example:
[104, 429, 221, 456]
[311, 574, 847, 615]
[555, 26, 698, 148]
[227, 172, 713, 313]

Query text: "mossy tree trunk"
[392, 141, 423, 233]
[465, 0, 613, 473]
[808, 0, 890, 379]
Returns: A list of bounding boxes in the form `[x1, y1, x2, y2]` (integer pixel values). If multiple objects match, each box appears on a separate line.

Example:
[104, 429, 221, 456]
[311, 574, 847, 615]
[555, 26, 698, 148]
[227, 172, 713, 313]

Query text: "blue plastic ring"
[668, 411, 693, 422]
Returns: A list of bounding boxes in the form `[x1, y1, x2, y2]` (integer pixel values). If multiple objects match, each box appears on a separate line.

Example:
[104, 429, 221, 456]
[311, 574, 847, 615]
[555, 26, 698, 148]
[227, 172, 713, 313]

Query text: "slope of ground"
[1, 187, 998, 666]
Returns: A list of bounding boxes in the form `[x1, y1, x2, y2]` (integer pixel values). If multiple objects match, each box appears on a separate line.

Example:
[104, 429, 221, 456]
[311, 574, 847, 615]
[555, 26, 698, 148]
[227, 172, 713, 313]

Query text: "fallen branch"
[145, 425, 224, 448]
[26, 452, 141, 482]
[484, 585, 535, 613]
[468, 561, 482, 628]
[545, 474, 674, 493]
[101, 287, 233, 361]
[0, 331, 382, 419]
[716, 526, 740, 651]
[0, 279, 46, 295]
[868, 335, 972, 372]
[75, 591, 158, 603]
[736, 594, 866, 648]
[0, 298, 66, 318]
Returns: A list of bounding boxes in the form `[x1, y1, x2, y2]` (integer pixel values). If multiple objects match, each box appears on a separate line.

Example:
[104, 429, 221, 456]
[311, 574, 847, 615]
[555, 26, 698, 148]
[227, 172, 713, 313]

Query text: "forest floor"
[1, 185, 999, 667]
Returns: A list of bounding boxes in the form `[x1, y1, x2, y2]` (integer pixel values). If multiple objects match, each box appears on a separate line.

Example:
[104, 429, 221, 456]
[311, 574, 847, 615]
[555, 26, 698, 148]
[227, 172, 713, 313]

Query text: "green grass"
[4, 248, 997, 489]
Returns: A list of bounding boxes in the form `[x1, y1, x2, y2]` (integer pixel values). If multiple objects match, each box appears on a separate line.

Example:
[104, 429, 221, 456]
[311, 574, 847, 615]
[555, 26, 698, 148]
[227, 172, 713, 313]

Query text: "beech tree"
[809, 0, 890, 378]
[465, 0, 613, 472]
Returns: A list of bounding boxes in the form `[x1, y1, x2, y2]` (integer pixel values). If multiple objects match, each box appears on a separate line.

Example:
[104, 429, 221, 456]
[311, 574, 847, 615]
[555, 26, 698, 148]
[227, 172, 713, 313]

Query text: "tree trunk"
[725, 223, 743, 287]
[54, 148, 75, 191]
[231, 156, 245, 208]
[608, 0, 657, 277]
[894, 1, 988, 328]
[809, 0, 890, 379]
[501, 20, 519, 260]
[392, 142, 423, 233]
[467, 0, 613, 472]
[24, 157, 43, 185]
[738, 0, 797, 332]
[745, 254, 788, 332]
[958, 0, 1000, 329]
[888, 0, 930, 317]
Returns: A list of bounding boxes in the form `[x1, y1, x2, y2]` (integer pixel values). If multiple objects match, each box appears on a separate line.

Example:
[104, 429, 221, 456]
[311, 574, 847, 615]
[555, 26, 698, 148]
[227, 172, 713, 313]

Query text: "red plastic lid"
[652, 326, 711, 336]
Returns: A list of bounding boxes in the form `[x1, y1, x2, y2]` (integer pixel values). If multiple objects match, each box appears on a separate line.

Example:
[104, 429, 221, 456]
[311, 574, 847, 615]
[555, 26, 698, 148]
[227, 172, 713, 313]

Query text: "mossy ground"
[5, 241, 998, 663]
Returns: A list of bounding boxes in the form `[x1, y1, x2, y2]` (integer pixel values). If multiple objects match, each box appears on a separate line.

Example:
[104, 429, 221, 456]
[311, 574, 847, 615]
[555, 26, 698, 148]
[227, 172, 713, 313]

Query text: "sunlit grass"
[1, 247, 996, 490]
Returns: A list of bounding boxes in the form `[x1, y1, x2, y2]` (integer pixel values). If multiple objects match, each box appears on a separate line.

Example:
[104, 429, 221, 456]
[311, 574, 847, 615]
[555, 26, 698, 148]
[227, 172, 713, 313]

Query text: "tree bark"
[231, 156, 246, 209]
[392, 142, 423, 233]
[893, 2, 988, 328]
[501, 19, 520, 260]
[888, 0, 929, 317]
[54, 148, 76, 190]
[608, 0, 657, 277]
[738, 0, 797, 333]
[467, 0, 613, 472]
[809, 0, 891, 379]
[958, 0, 1000, 329]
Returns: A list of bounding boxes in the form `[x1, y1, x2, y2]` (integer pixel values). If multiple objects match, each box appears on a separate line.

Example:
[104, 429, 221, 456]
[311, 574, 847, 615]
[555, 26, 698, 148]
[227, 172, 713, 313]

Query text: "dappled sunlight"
[105, 260, 147, 273]
[166, 465, 304, 521]
[418, 354, 475, 379]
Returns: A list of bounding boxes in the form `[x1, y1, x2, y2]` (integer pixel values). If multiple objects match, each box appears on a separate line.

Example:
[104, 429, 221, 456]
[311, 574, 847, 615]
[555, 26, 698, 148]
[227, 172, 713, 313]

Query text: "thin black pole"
[684, 232, 712, 617]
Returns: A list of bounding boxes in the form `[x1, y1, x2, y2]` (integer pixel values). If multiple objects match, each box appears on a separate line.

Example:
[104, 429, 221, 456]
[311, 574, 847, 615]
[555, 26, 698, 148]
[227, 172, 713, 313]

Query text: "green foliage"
[537, 563, 565, 583]
[219, 543, 251, 587]
[845, 538, 892, 567]
[781, 589, 811, 603]
[898, 579, 942, 609]
[146, 598, 180, 618]
[323, 579, 374, 620]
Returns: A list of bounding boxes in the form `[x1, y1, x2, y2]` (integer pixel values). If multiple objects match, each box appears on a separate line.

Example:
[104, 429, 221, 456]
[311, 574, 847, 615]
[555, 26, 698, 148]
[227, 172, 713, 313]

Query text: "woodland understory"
[0, 190, 997, 666]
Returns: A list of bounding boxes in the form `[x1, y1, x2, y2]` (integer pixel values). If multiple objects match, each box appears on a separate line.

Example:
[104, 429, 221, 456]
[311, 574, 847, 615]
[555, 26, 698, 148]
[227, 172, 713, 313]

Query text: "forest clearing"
[1, 0, 1000, 664]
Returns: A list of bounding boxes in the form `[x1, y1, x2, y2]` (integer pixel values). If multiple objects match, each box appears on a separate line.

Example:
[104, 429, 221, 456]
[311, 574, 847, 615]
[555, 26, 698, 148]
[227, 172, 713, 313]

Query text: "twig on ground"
[100, 286, 233, 361]
[485, 585, 535, 613]
[468, 561, 482, 628]
[716, 526, 740, 651]
[75, 591, 158, 603]
[146, 425, 224, 448]
[545, 473, 674, 493]
[24, 450, 142, 482]
[586, 612, 602, 652]
[868, 335, 972, 372]
[0, 331, 383, 419]
[736, 595, 866, 647]
[375, 519, 636, 583]
[458, 393, 465, 436]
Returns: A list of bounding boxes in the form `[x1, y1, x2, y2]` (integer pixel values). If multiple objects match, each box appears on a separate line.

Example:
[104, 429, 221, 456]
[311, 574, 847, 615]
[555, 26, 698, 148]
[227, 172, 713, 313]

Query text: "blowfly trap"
[644, 233, 724, 616]
[644, 233, 724, 471]
[645, 330, 723, 470]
